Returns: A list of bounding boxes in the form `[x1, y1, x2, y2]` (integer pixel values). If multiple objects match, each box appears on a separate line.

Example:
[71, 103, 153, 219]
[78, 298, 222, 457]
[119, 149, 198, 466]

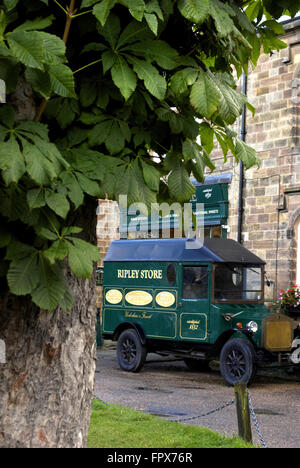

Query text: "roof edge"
[104, 238, 266, 265]
[281, 17, 300, 32]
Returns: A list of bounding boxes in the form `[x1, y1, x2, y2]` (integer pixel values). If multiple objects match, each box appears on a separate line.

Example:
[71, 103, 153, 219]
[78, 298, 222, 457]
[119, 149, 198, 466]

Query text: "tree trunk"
[0, 199, 98, 448]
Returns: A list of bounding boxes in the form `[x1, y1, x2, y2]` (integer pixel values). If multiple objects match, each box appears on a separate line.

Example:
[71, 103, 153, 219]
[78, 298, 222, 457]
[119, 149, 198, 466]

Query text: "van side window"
[167, 264, 177, 286]
[183, 266, 209, 300]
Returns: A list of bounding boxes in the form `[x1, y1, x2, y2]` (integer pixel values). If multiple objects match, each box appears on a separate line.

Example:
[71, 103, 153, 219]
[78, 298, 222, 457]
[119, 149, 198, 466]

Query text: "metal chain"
[95, 391, 268, 449]
[94, 394, 235, 423]
[169, 399, 235, 423]
[247, 389, 268, 449]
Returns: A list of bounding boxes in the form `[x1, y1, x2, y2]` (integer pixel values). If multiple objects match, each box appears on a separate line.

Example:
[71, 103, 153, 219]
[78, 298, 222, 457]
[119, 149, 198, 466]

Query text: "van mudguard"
[114, 322, 147, 345]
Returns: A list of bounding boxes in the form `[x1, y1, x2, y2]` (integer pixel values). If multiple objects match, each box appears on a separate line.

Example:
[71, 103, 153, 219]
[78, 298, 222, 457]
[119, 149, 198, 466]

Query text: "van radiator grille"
[264, 321, 292, 352]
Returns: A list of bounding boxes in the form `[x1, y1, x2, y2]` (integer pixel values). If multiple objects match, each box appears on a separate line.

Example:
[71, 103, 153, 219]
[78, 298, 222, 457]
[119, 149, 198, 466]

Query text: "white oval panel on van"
[125, 290, 153, 306]
[106, 289, 123, 305]
[155, 291, 175, 308]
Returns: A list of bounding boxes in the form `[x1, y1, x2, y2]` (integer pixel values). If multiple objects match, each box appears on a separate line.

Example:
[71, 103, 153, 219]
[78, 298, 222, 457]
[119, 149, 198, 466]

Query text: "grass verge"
[88, 399, 254, 448]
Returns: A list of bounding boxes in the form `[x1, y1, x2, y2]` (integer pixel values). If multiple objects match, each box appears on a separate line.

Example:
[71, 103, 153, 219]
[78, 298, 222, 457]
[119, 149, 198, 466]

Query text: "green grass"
[88, 399, 254, 448]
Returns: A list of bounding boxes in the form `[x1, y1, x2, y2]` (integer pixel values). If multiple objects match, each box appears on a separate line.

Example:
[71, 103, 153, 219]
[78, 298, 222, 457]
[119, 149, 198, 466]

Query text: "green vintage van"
[102, 238, 300, 385]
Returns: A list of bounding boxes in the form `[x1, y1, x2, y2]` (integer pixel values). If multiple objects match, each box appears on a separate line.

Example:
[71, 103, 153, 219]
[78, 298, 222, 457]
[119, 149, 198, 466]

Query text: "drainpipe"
[237, 72, 248, 244]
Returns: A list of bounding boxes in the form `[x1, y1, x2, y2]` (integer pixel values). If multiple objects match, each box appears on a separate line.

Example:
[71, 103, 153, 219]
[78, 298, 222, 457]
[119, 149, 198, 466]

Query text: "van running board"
[172, 351, 207, 360]
[155, 350, 207, 360]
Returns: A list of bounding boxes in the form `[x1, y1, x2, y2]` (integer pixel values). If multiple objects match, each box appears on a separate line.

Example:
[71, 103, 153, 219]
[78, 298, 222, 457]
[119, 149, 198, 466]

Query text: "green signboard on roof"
[119, 174, 231, 237]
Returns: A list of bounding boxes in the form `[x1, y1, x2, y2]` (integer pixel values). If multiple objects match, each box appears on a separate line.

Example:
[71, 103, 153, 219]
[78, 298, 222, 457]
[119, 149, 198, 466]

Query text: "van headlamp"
[246, 321, 258, 334]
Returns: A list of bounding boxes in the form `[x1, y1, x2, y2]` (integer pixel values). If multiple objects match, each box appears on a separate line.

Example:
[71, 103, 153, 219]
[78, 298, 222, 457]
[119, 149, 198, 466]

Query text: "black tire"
[116, 329, 147, 373]
[220, 338, 256, 386]
[292, 365, 300, 381]
[184, 358, 211, 372]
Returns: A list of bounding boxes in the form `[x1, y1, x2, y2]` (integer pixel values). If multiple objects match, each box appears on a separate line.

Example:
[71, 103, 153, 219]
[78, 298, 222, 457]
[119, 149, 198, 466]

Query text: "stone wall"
[209, 19, 300, 298]
[96, 199, 120, 309]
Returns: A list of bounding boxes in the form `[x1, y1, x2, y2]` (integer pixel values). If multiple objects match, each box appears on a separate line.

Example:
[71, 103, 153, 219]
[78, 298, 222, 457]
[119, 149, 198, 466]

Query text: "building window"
[204, 226, 222, 238]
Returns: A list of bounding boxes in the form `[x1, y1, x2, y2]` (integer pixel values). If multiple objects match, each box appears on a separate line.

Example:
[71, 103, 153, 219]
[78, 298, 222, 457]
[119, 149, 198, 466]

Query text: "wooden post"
[234, 383, 252, 444]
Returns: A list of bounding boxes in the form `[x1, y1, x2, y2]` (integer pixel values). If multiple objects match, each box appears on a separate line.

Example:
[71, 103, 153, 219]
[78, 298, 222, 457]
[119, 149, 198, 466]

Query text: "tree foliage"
[0, 0, 299, 311]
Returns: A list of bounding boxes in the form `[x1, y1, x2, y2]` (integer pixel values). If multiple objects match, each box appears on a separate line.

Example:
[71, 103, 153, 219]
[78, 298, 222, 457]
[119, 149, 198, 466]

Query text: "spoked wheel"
[220, 338, 256, 386]
[116, 329, 147, 372]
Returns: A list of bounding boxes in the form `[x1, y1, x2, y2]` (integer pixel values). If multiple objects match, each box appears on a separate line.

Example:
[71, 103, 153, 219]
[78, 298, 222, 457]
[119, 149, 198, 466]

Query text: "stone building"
[96, 17, 300, 307]
[219, 16, 300, 300]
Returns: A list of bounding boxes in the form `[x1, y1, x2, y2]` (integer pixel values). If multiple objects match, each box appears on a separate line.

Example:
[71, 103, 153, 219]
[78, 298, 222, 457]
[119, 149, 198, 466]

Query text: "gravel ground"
[94, 345, 300, 449]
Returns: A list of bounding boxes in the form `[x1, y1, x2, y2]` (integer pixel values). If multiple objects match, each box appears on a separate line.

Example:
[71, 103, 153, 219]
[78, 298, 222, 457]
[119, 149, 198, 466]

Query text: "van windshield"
[213, 264, 263, 303]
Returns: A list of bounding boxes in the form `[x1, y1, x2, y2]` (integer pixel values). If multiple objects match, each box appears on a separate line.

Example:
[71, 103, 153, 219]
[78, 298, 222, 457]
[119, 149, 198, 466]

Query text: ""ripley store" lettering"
[117, 269, 163, 280]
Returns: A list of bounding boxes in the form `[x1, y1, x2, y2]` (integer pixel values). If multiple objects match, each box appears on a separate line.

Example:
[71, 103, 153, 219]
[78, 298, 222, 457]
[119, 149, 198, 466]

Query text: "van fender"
[211, 330, 235, 355]
[211, 329, 257, 356]
[114, 322, 147, 345]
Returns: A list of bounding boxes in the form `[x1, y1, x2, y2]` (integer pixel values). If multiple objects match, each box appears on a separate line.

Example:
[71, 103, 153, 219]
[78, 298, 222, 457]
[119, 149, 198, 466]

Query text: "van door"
[179, 264, 210, 343]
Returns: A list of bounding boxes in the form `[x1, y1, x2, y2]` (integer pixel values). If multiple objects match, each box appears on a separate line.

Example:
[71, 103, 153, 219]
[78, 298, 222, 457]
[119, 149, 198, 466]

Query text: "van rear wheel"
[117, 329, 147, 373]
[220, 338, 256, 386]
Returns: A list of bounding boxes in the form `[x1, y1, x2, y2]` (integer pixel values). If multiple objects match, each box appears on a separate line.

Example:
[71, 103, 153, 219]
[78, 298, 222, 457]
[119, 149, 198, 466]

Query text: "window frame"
[212, 264, 265, 304]
[182, 264, 210, 301]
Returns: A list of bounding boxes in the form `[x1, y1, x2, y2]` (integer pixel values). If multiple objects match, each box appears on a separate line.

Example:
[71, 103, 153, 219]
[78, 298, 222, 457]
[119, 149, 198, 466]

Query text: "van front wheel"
[117, 329, 147, 373]
[220, 338, 256, 386]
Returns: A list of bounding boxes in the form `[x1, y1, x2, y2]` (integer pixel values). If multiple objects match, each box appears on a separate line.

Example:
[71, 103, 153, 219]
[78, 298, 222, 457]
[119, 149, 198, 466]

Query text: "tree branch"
[63, 0, 77, 45]
[35, 0, 77, 122]
[73, 58, 103, 75]
[52, 0, 68, 15]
